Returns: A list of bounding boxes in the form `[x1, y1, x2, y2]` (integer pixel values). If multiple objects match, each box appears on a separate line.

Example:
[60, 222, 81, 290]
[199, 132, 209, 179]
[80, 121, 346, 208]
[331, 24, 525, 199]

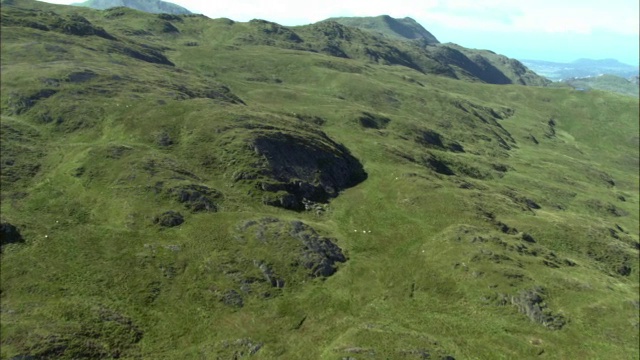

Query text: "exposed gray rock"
[290, 220, 347, 277]
[167, 184, 221, 212]
[398, 350, 457, 360]
[153, 211, 184, 227]
[342, 347, 376, 355]
[221, 290, 244, 308]
[254, 261, 285, 288]
[218, 338, 263, 358]
[236, 218, 347, 280]
[510, 287, 566, 330]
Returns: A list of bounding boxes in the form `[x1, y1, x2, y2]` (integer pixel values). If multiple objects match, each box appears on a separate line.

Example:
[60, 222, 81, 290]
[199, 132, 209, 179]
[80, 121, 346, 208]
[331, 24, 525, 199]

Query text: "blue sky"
[42, 0, 640, 65]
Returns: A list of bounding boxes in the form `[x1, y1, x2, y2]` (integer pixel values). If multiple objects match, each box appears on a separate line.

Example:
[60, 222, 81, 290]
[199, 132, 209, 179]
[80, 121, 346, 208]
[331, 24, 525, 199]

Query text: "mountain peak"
[73, 0, 192, 15]
[326, 15, 439, 44]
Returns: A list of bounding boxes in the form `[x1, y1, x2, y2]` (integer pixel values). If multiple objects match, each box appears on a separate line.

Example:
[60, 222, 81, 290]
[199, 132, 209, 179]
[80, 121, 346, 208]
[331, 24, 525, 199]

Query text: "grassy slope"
[1, 1, 639, 359]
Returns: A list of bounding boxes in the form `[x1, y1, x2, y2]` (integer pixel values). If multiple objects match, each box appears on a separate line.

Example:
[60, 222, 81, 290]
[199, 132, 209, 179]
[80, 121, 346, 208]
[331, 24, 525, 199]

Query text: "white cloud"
[38, 0, 640, 35]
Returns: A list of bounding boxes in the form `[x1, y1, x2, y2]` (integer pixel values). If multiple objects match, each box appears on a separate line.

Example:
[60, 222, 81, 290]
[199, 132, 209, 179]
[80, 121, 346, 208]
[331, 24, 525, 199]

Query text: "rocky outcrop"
[153, 211, 184, 227]
[1, 222, 24, 249]
[216, 338, 263, 358]
[236, 218, 347, 280]
[249, 130, 366, 210]
[509, 287, 566, 330]
[167, 184, 221, 212]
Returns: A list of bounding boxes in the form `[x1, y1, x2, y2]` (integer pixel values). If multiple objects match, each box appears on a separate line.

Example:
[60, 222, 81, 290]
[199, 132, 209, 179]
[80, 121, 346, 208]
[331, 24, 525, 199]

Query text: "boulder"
[167, 184, 221, 212]
[153, 211, 184, 227]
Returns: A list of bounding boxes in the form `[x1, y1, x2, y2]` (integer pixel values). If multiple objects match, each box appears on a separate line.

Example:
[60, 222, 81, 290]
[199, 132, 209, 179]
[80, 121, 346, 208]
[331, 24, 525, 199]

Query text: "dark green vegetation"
[522, 58, 639, 82]
[1, 1, 639, 359]
[72, 0, 192, 15]
[562, 74, 639, 98]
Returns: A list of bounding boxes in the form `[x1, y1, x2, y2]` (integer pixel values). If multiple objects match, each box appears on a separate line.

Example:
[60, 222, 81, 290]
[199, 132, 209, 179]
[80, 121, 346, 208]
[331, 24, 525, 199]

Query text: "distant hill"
[312, 17, 547, 86]
[521, 58, 639, 81]
[429, 43, 548, 86]
[73, 0, 192, 14]
[328, 15, 439, 44]
[572, 58, 635, 67]
[563, 74, 639, 97]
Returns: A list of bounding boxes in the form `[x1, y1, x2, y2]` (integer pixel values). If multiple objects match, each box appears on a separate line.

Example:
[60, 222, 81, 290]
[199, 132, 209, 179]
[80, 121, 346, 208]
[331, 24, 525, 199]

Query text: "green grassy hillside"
[1, 1, 638, 359]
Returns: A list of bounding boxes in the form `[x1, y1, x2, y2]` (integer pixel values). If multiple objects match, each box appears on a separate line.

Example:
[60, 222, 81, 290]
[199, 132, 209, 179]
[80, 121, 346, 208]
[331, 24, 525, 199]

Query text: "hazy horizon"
[40, 0, 640, 66]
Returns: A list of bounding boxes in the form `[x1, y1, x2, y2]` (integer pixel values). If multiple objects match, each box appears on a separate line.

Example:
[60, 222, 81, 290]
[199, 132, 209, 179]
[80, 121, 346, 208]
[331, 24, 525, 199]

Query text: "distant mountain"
[562, 74, 639, 97]
[328, 15, 439, 44]
[73, 0, 192, 14]
[521, 58, 639, 81]
[572, 58, 634, 67]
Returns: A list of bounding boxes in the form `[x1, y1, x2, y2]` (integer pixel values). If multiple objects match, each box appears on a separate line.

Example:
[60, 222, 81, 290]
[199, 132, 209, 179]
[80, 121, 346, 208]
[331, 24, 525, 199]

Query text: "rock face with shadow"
[1, 222, 24, 250]
[251, 130, 367, 210]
